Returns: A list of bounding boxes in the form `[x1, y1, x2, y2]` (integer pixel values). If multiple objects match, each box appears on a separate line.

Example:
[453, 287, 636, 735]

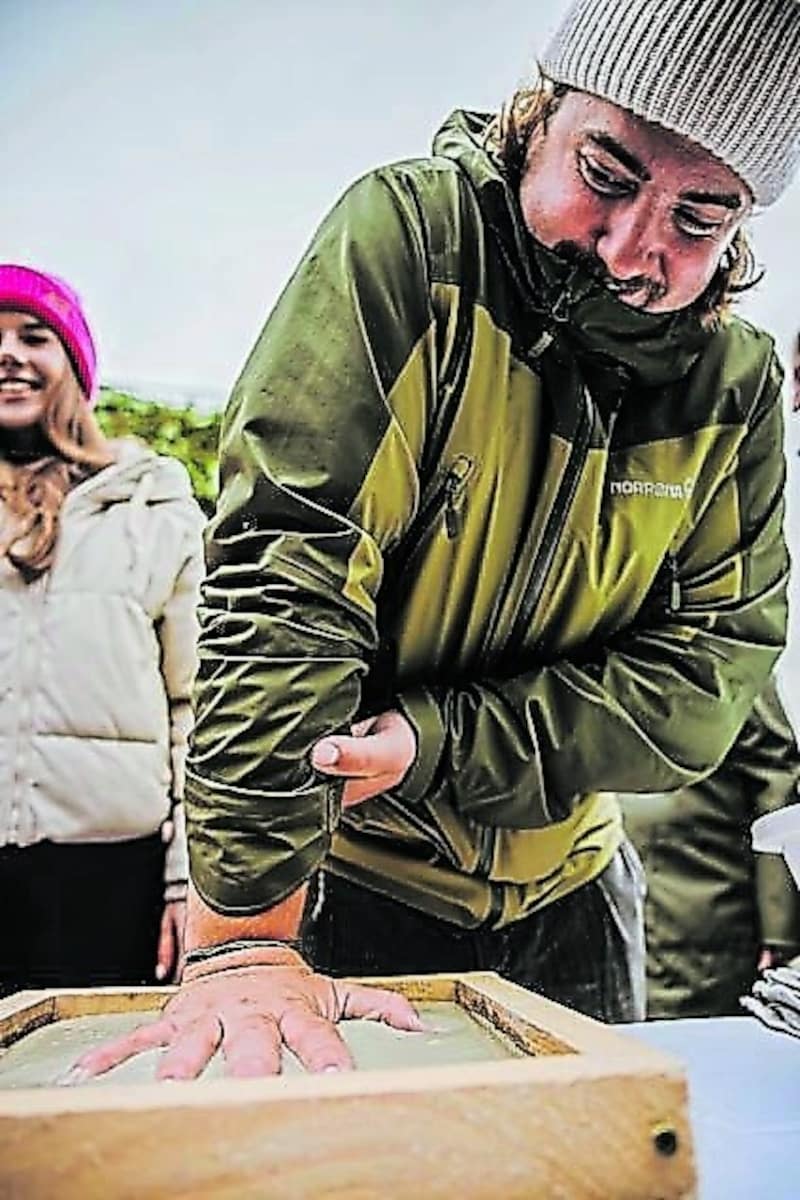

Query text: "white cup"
[751, 807, 800, 890]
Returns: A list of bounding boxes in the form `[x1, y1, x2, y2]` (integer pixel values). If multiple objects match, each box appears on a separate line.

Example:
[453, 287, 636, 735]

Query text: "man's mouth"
[550, 241, 668, 307]
[605, 278, 667, 306]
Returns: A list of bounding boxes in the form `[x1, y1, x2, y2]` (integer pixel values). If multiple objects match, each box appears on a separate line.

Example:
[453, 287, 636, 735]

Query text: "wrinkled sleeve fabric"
[185, 171, 435, 914]
[396, 354, 789, 829]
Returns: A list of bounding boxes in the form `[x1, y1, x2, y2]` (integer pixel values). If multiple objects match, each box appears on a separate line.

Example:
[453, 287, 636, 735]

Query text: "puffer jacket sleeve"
[185, 171, 436, 914]
[395, 354, 789, 828]
[157, 496, 207, 895]
[741, 679, 800, 952]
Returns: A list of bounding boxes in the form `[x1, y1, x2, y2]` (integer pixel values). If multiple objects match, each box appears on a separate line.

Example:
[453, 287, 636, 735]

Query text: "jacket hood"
[432, 110, 716, 389]
[67, 438, 194, 512]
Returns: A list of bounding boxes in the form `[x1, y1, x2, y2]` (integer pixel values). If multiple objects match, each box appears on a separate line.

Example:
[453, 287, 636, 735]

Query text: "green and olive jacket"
[186, 111, 789, 928]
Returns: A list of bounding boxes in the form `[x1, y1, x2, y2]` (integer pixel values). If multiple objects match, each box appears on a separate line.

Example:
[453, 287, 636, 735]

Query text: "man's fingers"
[64, 1017, 175, 1082]
[220, 1014, 284, 1077]
[336, 982, 425, 1032]
[279, 1008, 355, 1073]
[156, 1015, 223, 1081]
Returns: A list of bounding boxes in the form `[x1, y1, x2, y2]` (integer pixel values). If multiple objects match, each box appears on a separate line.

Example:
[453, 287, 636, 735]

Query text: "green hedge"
[96, 389, 222, 514]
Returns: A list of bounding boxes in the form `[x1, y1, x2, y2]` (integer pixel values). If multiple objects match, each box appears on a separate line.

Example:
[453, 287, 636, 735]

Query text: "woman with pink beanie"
[0, 265, 205, 994]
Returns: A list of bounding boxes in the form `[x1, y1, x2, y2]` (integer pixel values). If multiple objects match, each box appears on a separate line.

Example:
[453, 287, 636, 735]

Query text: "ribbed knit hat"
[540, 0, 800, 206]
[0, 264, 98, 403]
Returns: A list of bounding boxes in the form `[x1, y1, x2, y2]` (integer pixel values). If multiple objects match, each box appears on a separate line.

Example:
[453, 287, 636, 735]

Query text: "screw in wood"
[652, 1125, 679, 1156]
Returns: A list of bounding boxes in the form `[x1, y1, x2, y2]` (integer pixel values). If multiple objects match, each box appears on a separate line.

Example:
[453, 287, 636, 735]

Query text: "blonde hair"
[0, 369, 114, 580]
[483, 70, 761, 325]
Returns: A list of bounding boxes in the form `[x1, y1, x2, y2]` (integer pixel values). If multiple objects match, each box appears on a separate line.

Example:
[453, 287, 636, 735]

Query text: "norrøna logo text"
[610, 477, 695, 499]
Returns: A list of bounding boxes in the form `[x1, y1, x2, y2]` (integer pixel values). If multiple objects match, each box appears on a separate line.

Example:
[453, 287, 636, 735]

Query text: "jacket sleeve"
[185, 171, 437, 914]
[156, 498, 206, 895]
[738, 679, 800, 951]
[395, 358, 789, 829]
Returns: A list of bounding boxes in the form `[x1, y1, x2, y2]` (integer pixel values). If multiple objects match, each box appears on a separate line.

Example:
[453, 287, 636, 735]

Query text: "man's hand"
[311, 709, 416, 808]
[65, 949, 423, 1082]
[155, 898, 187, 982]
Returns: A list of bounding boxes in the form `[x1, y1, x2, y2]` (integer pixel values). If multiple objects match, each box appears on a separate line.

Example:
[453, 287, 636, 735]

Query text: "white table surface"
[622, 1016, 800, 1200]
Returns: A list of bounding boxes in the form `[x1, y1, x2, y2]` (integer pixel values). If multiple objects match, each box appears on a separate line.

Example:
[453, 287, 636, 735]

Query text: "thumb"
[312, 740, 341, 768]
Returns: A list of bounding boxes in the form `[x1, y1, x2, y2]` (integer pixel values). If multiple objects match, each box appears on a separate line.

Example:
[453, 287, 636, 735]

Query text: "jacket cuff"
[394, 685, 446, 803]
[163, 878, 188, 903]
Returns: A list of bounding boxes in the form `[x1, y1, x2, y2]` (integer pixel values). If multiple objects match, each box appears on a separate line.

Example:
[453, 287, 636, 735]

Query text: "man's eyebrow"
[678, 190, 743, 210]
[583, 135, 745, 210]
[584, 132, 650, 181]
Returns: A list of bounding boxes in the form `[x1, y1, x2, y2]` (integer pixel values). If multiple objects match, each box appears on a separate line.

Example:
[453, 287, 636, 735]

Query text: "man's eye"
[674, 208, 725, 239]
[577, 153, 635, 197]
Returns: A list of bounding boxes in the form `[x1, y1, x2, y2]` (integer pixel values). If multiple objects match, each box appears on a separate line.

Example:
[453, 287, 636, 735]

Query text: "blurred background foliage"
[97, 389, 222, 514]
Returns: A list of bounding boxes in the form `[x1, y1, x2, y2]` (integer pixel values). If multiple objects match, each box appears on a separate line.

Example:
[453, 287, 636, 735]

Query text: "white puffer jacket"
[0, 439, 205, 894]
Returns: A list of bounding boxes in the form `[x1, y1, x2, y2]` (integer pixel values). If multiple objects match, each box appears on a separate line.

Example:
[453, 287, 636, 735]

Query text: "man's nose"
[595, 200, 666, 283]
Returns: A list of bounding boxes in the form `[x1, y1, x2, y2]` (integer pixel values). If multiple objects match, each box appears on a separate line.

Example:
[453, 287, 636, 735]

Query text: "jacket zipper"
[505, 383, 594, 655]
[395, 454, 474, 567]
[367, 455, 474, 712]
[474, 385, 593, 878]
[443, 455, 474, 539]
[10, 574, 48, 842]
[476, 824, 495, 876]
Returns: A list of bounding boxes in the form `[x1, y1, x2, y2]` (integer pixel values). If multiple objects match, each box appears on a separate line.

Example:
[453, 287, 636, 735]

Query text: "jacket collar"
[433, 109, 717, 389]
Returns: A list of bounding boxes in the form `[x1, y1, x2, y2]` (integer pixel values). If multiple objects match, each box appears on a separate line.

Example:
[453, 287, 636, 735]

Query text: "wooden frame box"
[0, 973, 696, 1199]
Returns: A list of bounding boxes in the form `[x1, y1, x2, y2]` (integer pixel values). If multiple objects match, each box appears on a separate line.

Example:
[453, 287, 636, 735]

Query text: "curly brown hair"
[483, 71, 761, 325]
[0, 368, 114, 580]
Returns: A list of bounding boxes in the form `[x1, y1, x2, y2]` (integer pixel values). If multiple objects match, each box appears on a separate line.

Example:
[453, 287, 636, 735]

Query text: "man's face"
[519, 91, 751, 314]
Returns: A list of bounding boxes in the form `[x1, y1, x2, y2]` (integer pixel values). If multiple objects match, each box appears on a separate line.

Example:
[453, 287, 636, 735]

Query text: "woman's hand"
[155, 898, 187, 982]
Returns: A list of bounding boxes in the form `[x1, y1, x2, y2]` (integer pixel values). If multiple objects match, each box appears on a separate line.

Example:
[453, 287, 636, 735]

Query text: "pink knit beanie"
[0, 265, 98, 404]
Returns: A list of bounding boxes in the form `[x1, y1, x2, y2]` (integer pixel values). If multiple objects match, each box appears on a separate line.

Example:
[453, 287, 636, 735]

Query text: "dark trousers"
[0, 835, 165, 998]
[303, 841, 646, 1023]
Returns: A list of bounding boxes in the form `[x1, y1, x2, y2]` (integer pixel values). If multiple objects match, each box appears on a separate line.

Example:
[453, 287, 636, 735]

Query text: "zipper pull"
[444, 455, 473, 540]
[527, 329, 554, 360]
[549, 266, 582, 324]
[550, 287, 572, 324]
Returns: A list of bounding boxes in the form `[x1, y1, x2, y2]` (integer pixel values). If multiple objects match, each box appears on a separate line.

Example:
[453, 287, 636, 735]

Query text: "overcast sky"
[3, 0, 799, 393]
[5, 0, 800, 708]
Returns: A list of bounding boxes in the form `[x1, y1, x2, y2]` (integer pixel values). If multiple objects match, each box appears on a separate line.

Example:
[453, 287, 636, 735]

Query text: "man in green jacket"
[79, 0, 800, 1081]
[621, 677, 800, 1018]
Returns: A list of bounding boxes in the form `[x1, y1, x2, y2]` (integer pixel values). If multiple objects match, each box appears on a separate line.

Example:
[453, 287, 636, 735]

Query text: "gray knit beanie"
[540, 0, 800, 206]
